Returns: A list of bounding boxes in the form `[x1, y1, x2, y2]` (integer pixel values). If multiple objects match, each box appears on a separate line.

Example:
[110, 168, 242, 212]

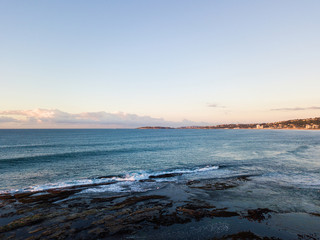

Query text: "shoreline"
[1, 176, 319, 239]
[138, 128, 320, 131]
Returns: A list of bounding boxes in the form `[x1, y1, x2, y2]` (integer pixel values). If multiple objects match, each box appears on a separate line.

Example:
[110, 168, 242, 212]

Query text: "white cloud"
[0, 109, 205, 128]
[207, 103, 226, 108]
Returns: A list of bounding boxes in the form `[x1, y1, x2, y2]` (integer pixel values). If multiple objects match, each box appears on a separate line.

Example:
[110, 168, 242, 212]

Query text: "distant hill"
[138, 117, 320, 130]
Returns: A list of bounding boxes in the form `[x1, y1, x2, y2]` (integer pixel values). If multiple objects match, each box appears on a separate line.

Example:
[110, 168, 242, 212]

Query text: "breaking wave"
[0, 165, 220, 194]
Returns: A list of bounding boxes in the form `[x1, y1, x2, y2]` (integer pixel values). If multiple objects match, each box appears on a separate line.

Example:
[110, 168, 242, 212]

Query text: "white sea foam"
[81, 181, 158, 194]
[149, 165, 219, 176]
[81, 183, 126, 193]
[0, 165, 220, 194]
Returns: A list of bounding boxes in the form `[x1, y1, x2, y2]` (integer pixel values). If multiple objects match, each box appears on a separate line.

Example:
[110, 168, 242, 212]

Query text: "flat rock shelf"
[1, 176, 319, 240]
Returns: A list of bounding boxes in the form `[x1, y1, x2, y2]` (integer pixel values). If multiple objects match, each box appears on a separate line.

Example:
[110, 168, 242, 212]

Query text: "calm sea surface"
[1, 129, 320, 212]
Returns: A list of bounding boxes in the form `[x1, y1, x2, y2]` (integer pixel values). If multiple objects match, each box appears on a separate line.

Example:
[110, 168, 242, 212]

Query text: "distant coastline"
[138, 117, 320, 130]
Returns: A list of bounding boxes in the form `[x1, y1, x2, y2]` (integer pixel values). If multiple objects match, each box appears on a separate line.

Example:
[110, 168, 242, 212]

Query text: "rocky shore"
[1, 176, 319, 240]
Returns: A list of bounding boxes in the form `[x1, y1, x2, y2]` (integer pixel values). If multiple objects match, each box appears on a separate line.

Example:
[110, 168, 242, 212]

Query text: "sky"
[1, 1, 320, 128]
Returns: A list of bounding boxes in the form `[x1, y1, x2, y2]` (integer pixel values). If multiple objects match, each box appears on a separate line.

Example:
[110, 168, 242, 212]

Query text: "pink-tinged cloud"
[0, 109, 205, 128]
[271, 106, 320, 111]
[0, 117, 18, 123]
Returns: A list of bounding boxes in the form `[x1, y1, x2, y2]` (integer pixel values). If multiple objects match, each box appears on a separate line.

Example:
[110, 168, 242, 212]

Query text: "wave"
[97, 165, 220, 181]
[0, 143, 109, 149]
[0, 165, 220, 194]
[0, 146, 172, 162]
[287, 145, 309, 155]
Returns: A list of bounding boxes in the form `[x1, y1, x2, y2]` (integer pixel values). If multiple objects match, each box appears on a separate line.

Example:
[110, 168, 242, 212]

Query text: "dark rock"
[150, 212, 191, 226]
[0, 213, 56, 233]
[186, 180, 200, 185]
[236, 175, 250, 181]
[189, 182, 237, 190]
[181, 203, 215, 210]
[88, 227, 109, 238]
[244, 208, 275, 222]
[310, 212, 320, 217]
[112, 195, 167, 209]
[149, 173, 183, 179]
[209, 210, 239, 218]
[139, 179, 156, 182]
[97, 174, 124, 179]
[0, 194, 15, 200]
[16, 189, 80, 204]
[90, 195, 128, 203]
[212, 231, 281, 240]
[177, 205, 238, 220]
[297, 233, 320, 240]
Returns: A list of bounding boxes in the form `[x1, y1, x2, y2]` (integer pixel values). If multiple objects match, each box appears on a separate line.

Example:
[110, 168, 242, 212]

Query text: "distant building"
[306, 124, 312, 129]
[256, 125, 264, 129]
[312, 125, 319, 129]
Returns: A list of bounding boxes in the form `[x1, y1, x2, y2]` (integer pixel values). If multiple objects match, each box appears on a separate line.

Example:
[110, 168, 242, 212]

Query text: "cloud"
[0, 109, 205, 128]
[0, 117, 18, 123]
[271, 106, 320, 111]
[207, 103, 226, 108]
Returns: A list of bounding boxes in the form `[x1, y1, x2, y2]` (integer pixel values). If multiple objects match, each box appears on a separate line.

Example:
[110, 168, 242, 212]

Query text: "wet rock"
[212, 231, 281, 240]
[236, 175, 250, 181]
[187, 176, 251, 191]
[244, 208, 274, 222]
[88, 227, 108, 238]
[186, 180, 200, 185]
[107, 223, 141, 235]
[39, 228, 57, 237]
[208, 210, 239, 217]
[28, 227, 44, 234]
[65, 209, 99, 221]
[92, 214, 116, 225]
[67, 202, 88, 208]
[181, 203, 216, 210]
[0, 194, 15, 200]
[213, 182, 238, 190]
[139, 179, 156, 182]
[90, 195, 128, 204]
[14, 190, 80, 204]
[297, 233, 320, 240]
[149, 173, 183, 179]
[0, 211, 16, 218]
[112, 195, 167, 209]
[187, 178, 242, 191]
[177, 205, 238, 220]
[190, 181, 238, 190]
[127, 206, 162, 223]
[13, 193, 34, 199]
[25, 235, 40, 240]
[150, 212, 191, 226]
[0, 213, 56, 233]
[310, 212, 320, 217]
[176, 207, 206, 220]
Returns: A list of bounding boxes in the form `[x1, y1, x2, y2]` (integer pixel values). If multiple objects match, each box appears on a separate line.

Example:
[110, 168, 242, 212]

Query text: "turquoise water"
[1, 129, 320, 213]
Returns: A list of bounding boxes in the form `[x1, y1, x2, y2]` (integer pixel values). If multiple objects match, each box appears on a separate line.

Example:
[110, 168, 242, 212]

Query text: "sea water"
[1, 129, 320, 213]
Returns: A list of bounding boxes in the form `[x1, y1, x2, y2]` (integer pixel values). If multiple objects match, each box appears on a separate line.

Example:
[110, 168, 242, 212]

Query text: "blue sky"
[1, 1, 320, 128]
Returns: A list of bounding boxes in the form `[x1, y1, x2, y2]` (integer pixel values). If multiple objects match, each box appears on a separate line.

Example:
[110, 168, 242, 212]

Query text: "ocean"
[1, 129, 319, 206]
[1, 129, 320, 239]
